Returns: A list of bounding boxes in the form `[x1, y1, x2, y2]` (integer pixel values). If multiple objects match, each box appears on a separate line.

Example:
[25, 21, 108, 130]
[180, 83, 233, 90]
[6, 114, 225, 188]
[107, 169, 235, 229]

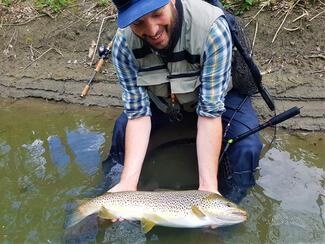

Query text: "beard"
[140, 3, 179, 52]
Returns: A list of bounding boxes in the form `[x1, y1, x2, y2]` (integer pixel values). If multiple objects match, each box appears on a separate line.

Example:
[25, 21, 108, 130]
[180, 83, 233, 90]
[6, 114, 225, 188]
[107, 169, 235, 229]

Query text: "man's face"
[130, 0, 177, 50]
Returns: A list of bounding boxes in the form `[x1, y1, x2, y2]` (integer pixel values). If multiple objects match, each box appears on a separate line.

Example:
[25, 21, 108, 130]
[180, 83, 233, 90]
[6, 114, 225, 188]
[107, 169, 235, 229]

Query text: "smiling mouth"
[149, 30, 163, 42]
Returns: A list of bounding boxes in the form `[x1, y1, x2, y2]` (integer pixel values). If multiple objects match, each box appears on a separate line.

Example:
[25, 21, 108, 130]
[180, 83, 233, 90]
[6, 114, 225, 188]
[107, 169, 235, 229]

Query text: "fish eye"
[226, 203, 232, 207]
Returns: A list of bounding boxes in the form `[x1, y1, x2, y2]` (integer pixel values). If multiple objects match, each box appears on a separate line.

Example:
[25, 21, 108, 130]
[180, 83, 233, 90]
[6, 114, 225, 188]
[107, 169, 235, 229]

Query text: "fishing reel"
[98, 44, 112, 60]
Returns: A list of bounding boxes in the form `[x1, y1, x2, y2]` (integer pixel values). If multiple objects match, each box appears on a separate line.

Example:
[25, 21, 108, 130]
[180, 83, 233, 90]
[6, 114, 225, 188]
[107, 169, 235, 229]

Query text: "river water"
[0, 98, 324, 243]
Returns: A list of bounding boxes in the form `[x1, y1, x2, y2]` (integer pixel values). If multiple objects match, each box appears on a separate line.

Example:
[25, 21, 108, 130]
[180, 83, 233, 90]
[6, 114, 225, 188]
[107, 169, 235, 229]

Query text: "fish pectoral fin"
[141, 218, 156, 233]
[98, 206, 116, 220]
[192, 205, 206, 218]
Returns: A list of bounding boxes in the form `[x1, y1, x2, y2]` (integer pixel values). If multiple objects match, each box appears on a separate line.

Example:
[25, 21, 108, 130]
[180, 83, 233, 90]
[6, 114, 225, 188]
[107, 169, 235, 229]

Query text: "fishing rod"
[80, 40, 114, 97]
[218, 106, 301, 163]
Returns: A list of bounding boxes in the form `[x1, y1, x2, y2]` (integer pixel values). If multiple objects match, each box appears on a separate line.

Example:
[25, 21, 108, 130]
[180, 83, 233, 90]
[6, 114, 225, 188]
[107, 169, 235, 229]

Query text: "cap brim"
[117, 0, 170, 28]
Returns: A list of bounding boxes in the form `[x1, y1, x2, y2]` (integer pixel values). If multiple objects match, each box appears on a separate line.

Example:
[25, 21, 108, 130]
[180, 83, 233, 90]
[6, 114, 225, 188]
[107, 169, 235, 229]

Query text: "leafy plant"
[237, 0, 255, 15]
[1, 0, 13, 7]
[34, 0, 70, 12]
[221, 0, 257, 15]
[97, 0, 108, 6]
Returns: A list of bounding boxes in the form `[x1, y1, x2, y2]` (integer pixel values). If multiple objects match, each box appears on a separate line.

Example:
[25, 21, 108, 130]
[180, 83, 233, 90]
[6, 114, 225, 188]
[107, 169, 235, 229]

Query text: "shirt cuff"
[124, 106, 152, 119]
[196, 101, 225, 117]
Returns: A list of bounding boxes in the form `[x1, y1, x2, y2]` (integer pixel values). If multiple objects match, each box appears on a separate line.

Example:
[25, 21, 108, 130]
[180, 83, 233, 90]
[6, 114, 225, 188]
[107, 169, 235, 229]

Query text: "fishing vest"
[119, 0, 229, 111]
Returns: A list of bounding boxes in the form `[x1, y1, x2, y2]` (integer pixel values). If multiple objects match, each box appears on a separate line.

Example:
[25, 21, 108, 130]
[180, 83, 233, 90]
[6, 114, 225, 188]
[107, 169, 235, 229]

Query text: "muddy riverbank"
[0, 1, 324, 130]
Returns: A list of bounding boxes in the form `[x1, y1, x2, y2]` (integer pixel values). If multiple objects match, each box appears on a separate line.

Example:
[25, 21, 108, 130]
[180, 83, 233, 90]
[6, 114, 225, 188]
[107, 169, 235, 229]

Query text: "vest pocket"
[170, 75, 201, 104]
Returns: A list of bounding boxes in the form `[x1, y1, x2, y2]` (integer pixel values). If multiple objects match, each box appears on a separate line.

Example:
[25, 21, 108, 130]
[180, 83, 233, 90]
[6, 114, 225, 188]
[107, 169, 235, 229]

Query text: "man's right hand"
[108, 181, 137, 193]
[107, 182, 137, 222]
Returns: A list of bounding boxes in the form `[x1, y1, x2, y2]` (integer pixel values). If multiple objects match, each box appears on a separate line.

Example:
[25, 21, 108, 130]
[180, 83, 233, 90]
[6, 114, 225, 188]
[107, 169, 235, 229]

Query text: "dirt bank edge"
[1, 70, 324, 131]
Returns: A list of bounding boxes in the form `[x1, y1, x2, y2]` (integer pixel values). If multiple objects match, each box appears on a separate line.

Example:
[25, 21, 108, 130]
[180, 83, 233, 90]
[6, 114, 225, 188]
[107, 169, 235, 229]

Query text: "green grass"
[0, 0, 109, 12]
[1, 0, 13, 7]
[96, 0, 108, 6]
[222, 0, 258, 15]
[34, 0, 71, 12]
[235, 0, 256, 15]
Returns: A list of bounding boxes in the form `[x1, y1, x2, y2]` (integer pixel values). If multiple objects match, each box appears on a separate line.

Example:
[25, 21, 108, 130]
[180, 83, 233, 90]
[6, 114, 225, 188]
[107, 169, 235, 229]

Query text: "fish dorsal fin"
[141, 218, 156, 233]
[98, 206, 116, 220]
[192, 205, 206, 218]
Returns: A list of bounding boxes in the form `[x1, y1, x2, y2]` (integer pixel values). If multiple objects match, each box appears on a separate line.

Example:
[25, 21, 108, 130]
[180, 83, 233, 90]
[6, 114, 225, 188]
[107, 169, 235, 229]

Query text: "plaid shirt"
[112, 16, 232, 119]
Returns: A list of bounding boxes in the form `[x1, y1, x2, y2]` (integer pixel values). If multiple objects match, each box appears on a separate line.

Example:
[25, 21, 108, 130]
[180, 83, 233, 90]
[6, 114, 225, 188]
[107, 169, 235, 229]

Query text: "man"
[103, 0, 262, 203]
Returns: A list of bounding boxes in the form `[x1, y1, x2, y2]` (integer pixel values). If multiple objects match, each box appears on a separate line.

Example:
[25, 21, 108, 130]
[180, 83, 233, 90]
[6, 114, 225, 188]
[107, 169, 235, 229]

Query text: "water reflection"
[0, 139, 10, 168]
[66, 125, 105, 176]
[258, 147, 324, 213]
[48, 135, 70, 175]
[0, 98, 116, 243]
[47, 125, 106, 177]
[22, 139, 47, 179]
[19, 126, 106, 178]
[256, 147, 325, 242]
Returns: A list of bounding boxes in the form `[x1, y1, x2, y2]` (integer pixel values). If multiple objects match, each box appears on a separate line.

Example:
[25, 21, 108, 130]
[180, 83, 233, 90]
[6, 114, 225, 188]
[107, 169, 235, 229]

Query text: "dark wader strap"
[147, 90, 169, 114]
[147, 89, 183, 122]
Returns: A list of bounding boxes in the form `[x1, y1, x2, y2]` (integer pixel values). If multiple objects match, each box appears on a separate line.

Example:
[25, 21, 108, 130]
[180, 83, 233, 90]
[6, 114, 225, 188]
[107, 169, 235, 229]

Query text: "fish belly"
[150, 215, 213, 228]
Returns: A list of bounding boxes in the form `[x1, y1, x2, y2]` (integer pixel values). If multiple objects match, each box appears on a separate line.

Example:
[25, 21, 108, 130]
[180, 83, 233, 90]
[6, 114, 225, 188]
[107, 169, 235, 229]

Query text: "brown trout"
[66, 190, 247, 232]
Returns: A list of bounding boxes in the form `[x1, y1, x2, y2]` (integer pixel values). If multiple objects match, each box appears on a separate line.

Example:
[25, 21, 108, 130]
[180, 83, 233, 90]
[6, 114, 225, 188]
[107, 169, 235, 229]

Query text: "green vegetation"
[34, 0, 71, 12]
[0, 0, 109, 12]
[228, 0, 257, 15]
[33, 0, 109, 12]
[221, 0, 256, 15]
[97, 0, 109, 6]
[1, 0, 12, 7]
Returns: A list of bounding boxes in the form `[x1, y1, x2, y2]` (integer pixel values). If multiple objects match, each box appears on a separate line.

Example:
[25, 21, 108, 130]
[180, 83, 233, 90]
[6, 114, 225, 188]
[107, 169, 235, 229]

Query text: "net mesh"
[230, 14, 259, 95]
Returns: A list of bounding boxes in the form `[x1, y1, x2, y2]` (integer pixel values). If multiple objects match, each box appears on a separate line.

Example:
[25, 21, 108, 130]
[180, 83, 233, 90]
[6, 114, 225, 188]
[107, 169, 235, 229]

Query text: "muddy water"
[0, 98, 324, 243]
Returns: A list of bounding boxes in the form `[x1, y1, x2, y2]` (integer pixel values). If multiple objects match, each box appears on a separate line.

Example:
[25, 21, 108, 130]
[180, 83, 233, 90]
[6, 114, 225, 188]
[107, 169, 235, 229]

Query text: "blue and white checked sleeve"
[112, 30, 151, 119]
[197, 16, 232, 117]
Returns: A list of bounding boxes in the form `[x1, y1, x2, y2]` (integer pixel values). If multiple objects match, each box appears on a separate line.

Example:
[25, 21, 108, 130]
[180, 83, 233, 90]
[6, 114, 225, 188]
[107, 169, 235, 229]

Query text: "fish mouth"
[231, 209, 247, 219]
[218, 208, 247, 223]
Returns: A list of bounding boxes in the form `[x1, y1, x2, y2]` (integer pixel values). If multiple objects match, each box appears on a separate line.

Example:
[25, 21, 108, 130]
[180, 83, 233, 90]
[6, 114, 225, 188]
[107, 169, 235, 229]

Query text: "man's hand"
[108, 182, 137, 193]
[197, 187, 221, 229]
[107, 182, 137, 222]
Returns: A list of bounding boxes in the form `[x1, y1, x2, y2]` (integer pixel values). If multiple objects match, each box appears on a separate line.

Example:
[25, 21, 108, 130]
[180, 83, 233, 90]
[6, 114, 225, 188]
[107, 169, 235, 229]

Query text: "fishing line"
[268, 109, 277, 150]
[223, 95, 249, 139]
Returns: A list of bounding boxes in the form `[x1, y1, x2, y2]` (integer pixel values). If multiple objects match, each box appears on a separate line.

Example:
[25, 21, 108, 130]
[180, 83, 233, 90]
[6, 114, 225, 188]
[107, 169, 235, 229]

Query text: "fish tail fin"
[65, 208, 87, 229]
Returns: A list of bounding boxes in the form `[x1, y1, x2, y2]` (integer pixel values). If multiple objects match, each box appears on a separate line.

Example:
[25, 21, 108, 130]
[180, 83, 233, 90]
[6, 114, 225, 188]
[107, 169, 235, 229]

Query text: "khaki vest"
[118, 0, 225, 108]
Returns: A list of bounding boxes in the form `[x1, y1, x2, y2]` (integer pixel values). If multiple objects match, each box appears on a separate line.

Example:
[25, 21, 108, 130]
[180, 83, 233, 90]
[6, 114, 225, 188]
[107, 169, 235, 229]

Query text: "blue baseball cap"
[113, 0, 170, 28]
